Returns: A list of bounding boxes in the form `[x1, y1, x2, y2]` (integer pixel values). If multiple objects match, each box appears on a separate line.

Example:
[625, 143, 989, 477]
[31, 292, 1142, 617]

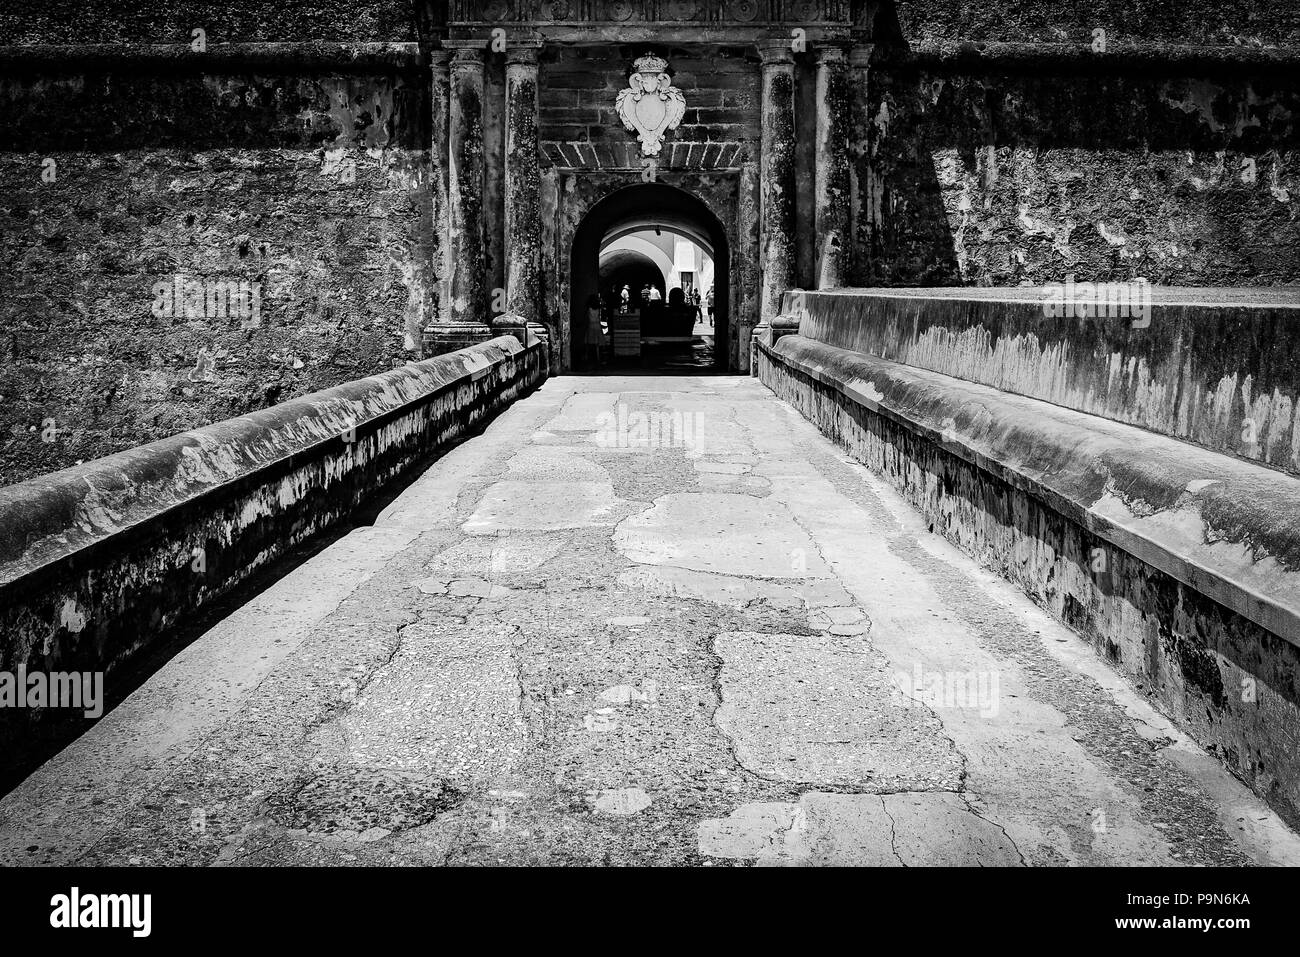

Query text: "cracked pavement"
[3, 375, 1299, 866]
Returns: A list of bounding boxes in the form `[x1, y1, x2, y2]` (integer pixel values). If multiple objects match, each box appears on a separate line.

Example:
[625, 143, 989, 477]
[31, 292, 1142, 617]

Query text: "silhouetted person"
[667, 287, 693, 336]
[585, 293, 606, 367]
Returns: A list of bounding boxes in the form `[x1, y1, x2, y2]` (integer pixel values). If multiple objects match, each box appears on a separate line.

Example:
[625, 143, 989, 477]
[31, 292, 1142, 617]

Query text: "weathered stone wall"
[858, 62, 1300, 287]
[0, 65, 434, 485]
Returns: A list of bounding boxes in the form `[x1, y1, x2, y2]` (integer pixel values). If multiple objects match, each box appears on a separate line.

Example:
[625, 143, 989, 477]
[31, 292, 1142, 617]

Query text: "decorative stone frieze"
[449, 0, 852, 25]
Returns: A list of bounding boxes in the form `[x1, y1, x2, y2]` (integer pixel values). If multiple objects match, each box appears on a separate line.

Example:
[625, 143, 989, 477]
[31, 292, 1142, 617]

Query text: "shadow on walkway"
[578, 335, 731, 376]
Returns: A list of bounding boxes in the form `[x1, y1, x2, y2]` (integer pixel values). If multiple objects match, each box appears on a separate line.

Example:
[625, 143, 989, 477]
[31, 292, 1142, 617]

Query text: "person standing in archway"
[705, 286, 715, 327]
[585, 293, 607, 368]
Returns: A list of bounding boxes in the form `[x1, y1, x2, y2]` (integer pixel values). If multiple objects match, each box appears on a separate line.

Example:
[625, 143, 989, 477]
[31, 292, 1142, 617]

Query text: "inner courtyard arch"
[567, 182, 732, 371]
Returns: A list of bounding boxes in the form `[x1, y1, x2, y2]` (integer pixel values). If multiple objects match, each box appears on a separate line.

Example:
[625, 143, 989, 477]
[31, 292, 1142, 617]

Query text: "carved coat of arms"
[615, 54, 687, 157]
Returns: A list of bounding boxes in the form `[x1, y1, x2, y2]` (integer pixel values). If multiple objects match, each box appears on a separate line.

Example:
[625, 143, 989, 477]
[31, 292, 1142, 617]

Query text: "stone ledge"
[764, 333, 1300, 647]
[0, 335, 545, 681]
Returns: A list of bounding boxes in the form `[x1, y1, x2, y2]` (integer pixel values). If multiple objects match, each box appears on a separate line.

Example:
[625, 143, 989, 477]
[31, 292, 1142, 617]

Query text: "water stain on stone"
[266, 766, 462, 836]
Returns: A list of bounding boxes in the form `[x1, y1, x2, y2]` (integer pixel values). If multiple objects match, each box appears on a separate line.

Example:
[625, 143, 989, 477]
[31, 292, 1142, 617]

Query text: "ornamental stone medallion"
[615, 54, 687, 156]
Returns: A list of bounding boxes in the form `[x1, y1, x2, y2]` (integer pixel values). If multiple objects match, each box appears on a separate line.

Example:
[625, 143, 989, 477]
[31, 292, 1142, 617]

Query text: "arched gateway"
[568, 183, 731, 371]
[422, 1, 866, 373]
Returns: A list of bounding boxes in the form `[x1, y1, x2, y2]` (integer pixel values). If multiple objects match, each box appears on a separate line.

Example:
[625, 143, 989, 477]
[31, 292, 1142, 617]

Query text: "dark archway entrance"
[570, 183, 730, 372]
[599, 249, 667, 304]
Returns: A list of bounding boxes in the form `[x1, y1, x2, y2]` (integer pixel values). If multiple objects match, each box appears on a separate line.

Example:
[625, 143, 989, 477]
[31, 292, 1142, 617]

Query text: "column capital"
[815, 43, 849, 65]
[429, 48, 453, 68]
[446, 42, 486, 66]
[756, 39, 795, 65]
[506, 43, 542, 67]
[849, 43, 875, 69]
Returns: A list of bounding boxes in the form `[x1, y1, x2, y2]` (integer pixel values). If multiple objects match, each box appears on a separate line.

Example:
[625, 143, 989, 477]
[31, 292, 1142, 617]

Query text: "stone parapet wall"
[789, 288, 1300, 476]
[756, 329, 1300, 824]
[0, 336, 545, 726]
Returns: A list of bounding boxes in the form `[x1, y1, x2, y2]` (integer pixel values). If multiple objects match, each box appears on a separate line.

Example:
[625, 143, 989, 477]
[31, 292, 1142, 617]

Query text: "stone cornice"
[446, 25, 851, 44]
[814, 42, 848, 63]
[0, 42, 425, 75]
[442, 38, 492, 52]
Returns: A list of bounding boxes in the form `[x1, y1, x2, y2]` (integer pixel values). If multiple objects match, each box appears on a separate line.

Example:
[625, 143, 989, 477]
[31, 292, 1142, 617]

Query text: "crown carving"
[632, 53, 669, 74]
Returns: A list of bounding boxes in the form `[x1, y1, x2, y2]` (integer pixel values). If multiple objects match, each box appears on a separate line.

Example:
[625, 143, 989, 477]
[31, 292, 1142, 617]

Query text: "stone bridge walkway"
[4, 376, 1298, 866]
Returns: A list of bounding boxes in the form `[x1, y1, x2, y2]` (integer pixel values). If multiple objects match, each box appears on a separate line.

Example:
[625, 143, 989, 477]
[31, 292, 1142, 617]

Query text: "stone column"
[814, 44, 851, 289]
[738, 159, 761, 372]
[426, 49, 452, 344]
[757, 41, 797, 336]
[493, 42, 547, 347]
[429, 43, 492, 355]
[847, 43, 874, 287]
